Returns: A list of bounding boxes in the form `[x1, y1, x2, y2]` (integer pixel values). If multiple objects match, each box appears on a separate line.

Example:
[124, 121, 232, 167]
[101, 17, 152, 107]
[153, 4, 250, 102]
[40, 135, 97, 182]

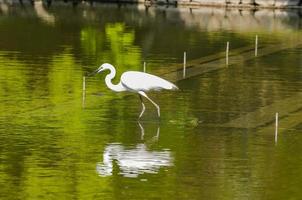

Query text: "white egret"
[90, 63, 178, 119]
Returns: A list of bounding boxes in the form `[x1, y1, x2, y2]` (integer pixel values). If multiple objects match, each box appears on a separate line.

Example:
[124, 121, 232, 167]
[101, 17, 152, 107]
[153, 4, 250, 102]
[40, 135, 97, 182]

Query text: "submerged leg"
[138, 94, 146, 119]
[152, 126, 160, 142]
[138, 121, 145, 140]
[138, 91, 160, 118]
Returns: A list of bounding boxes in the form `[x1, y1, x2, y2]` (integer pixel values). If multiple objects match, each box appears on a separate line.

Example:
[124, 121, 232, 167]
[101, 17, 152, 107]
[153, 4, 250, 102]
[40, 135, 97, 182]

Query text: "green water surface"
[0, 2, 302, 200]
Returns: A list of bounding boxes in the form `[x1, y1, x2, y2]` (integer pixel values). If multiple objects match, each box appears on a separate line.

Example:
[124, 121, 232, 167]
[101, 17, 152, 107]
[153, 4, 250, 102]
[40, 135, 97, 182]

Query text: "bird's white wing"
[121, 71, 178, 92]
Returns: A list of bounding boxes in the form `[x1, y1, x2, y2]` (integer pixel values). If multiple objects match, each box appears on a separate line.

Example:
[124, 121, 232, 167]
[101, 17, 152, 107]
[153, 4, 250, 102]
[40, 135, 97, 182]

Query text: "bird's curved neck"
[105, 67, 126, 92]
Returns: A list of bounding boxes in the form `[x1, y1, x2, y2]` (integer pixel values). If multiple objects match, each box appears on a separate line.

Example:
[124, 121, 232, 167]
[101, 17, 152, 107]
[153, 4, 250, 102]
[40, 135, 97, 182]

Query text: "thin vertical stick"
[83, 76, 86, 91]
[143, 61, 146, 73]
[255, 35, 258, 57]
[275, 112, 278, 144]
[183, 51, 186, 78]
[82, 76, 86, 108]
[226, 42, 229, 66]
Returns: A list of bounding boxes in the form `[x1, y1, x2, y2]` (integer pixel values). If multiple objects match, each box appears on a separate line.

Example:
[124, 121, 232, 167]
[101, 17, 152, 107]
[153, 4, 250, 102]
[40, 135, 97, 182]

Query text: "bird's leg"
[156, 126, 160, 138]
[138, 121, 145, 140]
[138, 95, 146, 119]
[152, 126, 160, 142]
[138, 91, 160, 118]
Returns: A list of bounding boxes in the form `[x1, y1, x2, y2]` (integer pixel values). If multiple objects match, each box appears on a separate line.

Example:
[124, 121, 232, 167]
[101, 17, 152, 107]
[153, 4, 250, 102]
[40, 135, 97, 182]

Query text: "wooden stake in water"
[275, 112, 278, 144]
[143, 61, 146, 73]
[226, 42, 229, 66]
[255, 35, 258, 57]
[183, 51, 186, 78]
[82, 76, 86, 108]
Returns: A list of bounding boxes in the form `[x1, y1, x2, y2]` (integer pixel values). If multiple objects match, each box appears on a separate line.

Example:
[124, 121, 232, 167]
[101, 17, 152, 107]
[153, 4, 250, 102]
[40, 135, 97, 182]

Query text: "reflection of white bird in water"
[96, 143, 172, 177]
[90, 63, 178, 119]
[96, 123, 172, 178]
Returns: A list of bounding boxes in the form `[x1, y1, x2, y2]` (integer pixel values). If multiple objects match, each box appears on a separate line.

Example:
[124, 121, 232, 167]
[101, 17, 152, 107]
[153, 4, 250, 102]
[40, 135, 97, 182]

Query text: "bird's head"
[97, 63, 113, 73]
[88, 63, 113, 76]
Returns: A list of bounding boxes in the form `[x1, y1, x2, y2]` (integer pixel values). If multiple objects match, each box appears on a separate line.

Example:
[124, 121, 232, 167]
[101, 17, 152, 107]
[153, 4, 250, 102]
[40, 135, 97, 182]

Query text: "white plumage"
[121, 71, 178, 91]
[91, 63, 178, 119]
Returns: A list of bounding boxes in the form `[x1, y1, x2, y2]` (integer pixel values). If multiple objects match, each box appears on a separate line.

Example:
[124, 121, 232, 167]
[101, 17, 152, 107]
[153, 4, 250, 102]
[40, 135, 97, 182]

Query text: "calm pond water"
[1, 2, 302, 199]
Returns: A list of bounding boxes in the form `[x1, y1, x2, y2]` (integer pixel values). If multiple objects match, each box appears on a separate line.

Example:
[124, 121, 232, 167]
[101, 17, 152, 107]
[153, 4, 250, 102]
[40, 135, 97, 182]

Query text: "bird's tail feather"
[171, 84, 179, 90]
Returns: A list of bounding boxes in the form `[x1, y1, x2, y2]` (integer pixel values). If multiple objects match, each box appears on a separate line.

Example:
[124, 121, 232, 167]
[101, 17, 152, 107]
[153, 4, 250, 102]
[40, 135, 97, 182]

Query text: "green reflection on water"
[0, 2, 302, 200]
[81, 23, 141, 72]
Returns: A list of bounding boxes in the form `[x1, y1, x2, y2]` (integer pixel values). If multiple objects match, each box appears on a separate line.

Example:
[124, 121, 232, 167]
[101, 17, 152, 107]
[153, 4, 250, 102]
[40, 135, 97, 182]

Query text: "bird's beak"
[87, 69, 98, 77]
[87, 68, 104, 77]
[98, 68, 105, 73]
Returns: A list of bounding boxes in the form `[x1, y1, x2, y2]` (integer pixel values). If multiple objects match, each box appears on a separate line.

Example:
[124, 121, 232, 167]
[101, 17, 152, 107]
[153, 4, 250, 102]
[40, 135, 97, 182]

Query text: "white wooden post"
[255, 35, 258, 57]
[226, 42, 229, 66]
[183, 51, 186, 78]
[275, 112, 278, 144]
[82, 76, 86, 108]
